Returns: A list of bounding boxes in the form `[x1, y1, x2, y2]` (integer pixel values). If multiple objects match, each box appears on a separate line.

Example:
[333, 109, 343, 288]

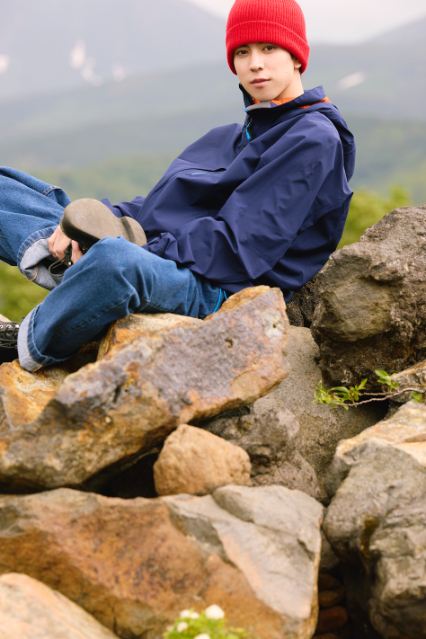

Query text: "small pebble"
[318, 574, 342, 592]
[314, 606, 348, 635]
[318, 586, 345, 608]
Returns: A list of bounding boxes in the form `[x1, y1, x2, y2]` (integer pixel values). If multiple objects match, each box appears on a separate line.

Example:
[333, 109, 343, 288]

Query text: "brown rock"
[154, 424, 251, 496]
[286, 274, 320, 328]
[318, 575, 342, 592]
[0, 573, 118, 638]
[390, 358, 426, 404]
[0, 485, 322, 639]
[97, 312, 202, 359]
[311, 204, 426, 387]
[314, 606, 348, 635]
[318, 587, 345, 609]
[0, 286, 289, 492]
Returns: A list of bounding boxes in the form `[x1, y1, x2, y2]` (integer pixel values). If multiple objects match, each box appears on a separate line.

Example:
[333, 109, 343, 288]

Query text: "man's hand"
[48, 226, 84, 264]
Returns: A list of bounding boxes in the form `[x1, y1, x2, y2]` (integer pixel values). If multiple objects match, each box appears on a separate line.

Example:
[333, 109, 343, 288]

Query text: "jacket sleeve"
[145, 118, 347, 285]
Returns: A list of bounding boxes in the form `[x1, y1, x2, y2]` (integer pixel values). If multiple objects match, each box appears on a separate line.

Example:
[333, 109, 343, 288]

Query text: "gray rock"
[201, 401, 321, 500]
[311, 204, 426, 387]
[324, 402, 426, 638]
[0, 286, 289, 492]
[167, 484, 323, 638]
[253, 326, 385, 498]
[319, 529, 340, 573]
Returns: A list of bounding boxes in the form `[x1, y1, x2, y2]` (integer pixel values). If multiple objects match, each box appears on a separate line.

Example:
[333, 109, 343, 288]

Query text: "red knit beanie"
[226, 0, 310, 74]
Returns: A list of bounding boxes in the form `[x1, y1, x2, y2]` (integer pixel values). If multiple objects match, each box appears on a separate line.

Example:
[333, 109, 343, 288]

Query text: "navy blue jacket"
[104, 86, 355, 301]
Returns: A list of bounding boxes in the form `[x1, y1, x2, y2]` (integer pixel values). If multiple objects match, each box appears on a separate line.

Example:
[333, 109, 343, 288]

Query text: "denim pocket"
[43, 185, 72, 209]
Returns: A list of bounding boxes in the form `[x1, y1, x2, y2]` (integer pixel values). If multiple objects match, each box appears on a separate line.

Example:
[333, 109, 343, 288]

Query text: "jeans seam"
[54, 295, 149, 337]
[42, 185, 59, 196]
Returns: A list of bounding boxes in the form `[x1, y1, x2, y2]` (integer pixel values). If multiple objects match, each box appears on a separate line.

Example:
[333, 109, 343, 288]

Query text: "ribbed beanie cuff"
[226, 0, 310, 74]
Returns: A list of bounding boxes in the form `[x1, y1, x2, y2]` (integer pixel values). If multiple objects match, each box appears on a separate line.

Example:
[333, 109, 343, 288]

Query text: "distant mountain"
[0, 61, 240, 142]
[304, 24, 426, 121]
[0, 0, 225, 101]
[1, 11, 426, 206]
[374, 16, 426, 43]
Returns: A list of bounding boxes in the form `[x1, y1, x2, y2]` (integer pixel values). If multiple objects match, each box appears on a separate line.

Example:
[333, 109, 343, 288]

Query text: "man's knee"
[83, 236, 145, 272]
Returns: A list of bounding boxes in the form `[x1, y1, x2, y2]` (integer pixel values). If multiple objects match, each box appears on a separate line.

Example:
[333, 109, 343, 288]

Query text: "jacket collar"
[241, 84, 328, 122]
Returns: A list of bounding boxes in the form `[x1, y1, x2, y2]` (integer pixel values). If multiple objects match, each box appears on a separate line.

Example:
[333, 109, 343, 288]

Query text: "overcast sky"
[186, 0, 426, 44]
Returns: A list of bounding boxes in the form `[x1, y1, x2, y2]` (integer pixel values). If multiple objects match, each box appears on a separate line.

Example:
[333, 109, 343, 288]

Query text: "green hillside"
[1, 105, 425, 204]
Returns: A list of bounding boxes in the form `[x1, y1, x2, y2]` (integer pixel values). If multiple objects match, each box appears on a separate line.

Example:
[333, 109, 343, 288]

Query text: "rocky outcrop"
[203, 326, 385, 501]
[0, 573, 118, 639]
[0, 486, 323, 639]
[311, 204, 426, 387]
[153, 424, 251, 496]
[201, 403, 321, 500]
[0, 286, 289, 493]
[389, 358, 426, 405]
[286, 274, 320, 328]
[97, 312, 203, 359]
[324, 402, 426, 638]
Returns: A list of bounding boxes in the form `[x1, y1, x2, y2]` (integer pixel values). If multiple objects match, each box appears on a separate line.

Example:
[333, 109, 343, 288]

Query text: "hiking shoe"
[60, 199, 147, 252]
[0, 320, 20, 364]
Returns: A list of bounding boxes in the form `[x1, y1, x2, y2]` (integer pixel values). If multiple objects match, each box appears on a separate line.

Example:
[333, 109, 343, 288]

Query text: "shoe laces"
[0, 322, 20, 348]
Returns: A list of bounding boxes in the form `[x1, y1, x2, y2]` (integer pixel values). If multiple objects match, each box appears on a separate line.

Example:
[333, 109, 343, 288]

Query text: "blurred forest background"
[0, 0, 425, 320]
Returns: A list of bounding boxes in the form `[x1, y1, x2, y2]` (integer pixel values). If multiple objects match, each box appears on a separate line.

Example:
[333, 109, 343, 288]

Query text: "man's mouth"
[251, 78, 270, 88]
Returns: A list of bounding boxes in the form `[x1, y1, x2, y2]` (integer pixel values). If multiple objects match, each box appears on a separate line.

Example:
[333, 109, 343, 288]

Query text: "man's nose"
[249, 52, 264, 71]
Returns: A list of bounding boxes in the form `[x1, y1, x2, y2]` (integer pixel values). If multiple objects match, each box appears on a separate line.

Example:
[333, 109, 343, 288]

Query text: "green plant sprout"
[164, 606, 249, 639]
[313, 370, 425, 410]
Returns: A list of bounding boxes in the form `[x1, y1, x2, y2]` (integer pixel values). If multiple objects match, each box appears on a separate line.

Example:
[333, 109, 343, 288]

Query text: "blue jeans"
[0, 168, 225, 371]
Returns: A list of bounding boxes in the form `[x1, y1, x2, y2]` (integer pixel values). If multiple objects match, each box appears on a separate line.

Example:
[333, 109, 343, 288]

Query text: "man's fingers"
[48, 225, 71, 259]
[71, 241, 84, 264]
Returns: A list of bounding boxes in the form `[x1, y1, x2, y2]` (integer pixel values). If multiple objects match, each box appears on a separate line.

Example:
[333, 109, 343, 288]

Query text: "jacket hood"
[241, 85, 356, 182]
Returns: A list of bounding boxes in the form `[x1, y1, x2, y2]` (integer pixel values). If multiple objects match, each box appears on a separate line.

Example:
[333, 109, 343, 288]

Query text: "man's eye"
[236, 50, 248, 55]
[264, 45, 276, 51]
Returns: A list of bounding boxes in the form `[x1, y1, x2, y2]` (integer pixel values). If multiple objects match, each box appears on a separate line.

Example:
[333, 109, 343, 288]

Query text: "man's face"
[234, 43, 302, 102]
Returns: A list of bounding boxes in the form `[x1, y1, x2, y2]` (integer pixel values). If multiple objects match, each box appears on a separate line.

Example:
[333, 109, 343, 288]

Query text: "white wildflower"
[180, 610, 192, 618]
[177, 622, 188, 632]
[190, 612, 199, 619]
[194, 634, 211, 639]
[205, 605, 225, 620]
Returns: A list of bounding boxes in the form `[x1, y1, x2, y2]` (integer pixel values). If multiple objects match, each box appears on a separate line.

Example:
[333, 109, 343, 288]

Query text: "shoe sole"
[60, 199, 147, 251]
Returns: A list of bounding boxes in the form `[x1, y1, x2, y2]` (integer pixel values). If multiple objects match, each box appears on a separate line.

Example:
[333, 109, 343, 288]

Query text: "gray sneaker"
[60, 199, 147, 253]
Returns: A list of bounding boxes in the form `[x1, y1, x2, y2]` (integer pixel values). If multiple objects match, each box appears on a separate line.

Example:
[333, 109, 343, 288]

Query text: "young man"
[0, 0, 355, 371]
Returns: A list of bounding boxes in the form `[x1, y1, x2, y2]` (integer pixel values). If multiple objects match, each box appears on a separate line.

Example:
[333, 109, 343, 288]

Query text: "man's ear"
[294, 57, 302, 72]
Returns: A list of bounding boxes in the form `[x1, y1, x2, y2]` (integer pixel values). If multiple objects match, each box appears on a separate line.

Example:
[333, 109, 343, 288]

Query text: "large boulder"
[153, 424, 251, 496]
[0, 486, 323, 639]
[0, 286, 289, 492]
[0, 573, 118, 639]
[324, 402, 426, 638]
[202, 326, 385, 501]
[311, 204, 426, 387]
